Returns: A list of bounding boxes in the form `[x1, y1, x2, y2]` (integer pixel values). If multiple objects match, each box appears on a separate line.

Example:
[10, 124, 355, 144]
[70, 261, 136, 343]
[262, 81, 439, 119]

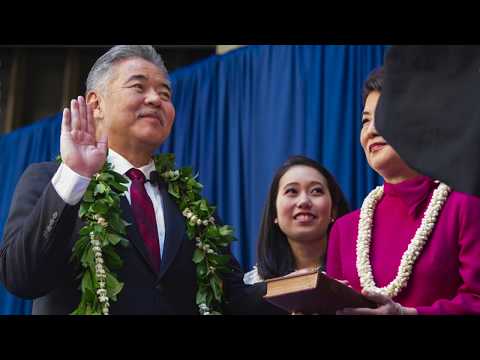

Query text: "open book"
[264, 269, 376, 314]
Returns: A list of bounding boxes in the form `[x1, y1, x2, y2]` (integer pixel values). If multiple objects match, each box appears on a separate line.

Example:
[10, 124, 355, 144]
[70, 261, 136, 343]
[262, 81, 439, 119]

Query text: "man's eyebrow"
[124, 74, 148, 84]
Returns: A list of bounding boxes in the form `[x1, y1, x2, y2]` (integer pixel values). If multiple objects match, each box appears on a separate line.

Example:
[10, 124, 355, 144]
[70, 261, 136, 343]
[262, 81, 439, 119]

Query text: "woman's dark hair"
[362, 66, 384, 106]
[256, 155, 350, 280]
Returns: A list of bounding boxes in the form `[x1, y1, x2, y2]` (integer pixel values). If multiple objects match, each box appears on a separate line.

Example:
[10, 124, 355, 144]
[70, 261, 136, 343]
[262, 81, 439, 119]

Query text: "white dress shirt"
[51, 149, 166, 258]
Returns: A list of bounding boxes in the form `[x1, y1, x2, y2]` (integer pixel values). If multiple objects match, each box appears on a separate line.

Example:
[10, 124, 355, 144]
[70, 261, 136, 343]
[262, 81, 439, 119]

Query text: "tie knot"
[126, 168, 146, 182]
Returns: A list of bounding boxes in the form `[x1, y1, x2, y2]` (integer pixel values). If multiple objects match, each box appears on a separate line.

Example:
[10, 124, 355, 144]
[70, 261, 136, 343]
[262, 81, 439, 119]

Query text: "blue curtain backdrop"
[0, 45, 386, 314]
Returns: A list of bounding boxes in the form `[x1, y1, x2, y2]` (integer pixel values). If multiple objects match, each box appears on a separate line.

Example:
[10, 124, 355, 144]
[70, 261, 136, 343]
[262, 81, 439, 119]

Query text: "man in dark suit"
[0, 45, 267, 315]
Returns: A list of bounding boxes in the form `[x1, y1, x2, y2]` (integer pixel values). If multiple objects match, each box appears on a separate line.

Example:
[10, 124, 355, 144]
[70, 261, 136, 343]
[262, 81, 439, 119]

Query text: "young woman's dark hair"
[362, 66, 384, 107]
[256, 155, 350, 280]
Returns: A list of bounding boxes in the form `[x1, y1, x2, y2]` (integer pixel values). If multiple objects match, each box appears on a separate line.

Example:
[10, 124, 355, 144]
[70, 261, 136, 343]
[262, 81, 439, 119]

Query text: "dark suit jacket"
[0, 161, 270, 315]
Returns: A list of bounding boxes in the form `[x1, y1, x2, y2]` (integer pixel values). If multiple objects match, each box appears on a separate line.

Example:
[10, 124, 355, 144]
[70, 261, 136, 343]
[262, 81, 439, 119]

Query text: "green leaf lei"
[60, 153, 235, 315]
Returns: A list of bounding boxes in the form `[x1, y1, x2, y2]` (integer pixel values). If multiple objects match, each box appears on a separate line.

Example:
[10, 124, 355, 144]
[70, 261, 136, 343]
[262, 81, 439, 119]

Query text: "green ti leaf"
[206, 226, 220, 239]
[106, 233, 122, 246]
[192, 249, 205, 264]
[199, 200, 209, 212]
[168, 182, 180, 199]
[72, 236, 89, 259]
[210, 275, 223, 302]
[81, 270, 96, 303]
[102, 246, 124, 270]
[97, 173, 114, 182]
[210, 254, 231, 266]
[106, 272, 124, 302]
[219, 225, 233, 237]
[91, 201, 109, 215]
[94, 183, 107, 196]
[80, 246, 95, 269]
[79, 203, 90, 219]
[109, 213, 126, 234]
[83, 189, 94, 202]
[110, 171, 129, 185]
[79, 225, 93, 236]
[196, 262, 207, 278]
[196, 285, 208, 305]
[110, 181, 128, 193]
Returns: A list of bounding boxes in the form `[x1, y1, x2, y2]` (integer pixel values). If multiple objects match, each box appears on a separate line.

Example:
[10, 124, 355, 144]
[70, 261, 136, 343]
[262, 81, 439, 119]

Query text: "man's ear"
[86, 90, 103, 120]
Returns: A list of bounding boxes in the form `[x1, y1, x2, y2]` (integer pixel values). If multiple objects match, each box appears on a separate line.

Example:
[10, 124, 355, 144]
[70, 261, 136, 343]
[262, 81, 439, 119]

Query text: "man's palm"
[60, 96, 108, 178]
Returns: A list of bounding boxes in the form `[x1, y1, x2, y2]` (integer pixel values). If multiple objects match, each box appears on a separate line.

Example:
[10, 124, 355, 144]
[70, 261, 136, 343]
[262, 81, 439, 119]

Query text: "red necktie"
[126, 168, 161, 273]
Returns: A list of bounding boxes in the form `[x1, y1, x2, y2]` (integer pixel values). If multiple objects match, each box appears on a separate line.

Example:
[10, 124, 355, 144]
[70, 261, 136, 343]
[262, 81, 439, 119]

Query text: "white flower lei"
[356, 181, 451, 299]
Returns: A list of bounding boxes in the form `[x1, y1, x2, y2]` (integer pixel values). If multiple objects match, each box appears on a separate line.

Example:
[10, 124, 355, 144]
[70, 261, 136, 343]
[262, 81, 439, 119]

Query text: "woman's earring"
[274, 218, 278, 224]
[330, 217, 336, 223]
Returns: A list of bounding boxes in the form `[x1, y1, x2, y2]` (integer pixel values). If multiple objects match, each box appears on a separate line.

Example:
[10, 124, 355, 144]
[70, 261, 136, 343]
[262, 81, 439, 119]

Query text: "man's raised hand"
[60, 96, 108, 178]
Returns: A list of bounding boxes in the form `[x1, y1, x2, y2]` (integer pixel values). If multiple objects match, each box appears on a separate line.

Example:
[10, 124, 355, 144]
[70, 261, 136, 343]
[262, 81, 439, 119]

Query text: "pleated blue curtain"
[0, 45, 386, 314]
[160, 45, 386, 271]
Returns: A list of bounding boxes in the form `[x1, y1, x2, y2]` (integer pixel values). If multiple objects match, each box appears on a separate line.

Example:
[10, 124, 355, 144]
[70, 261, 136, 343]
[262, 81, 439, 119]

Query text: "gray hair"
[86, 45, 170, 94]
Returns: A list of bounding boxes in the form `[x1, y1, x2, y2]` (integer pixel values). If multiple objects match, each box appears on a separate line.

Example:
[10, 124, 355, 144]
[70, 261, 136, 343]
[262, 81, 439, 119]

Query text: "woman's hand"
[336, 290, 417, 315]
[286, 268, 314, 277]
[336, 279, 351, 287]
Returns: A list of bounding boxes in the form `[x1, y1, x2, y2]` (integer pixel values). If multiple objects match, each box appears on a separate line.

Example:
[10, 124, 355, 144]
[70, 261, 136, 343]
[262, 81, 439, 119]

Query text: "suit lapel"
[158, 183, 185, 279]
[120, 197, 158, 275]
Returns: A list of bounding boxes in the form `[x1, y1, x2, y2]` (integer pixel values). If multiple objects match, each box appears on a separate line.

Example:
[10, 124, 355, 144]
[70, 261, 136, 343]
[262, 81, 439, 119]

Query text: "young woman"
[244, 155, 349, 285]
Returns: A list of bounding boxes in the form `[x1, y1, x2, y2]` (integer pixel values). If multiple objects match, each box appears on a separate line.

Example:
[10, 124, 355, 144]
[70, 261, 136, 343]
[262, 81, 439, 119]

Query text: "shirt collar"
[107, 148, 156, 179]
[383, 175, 436, 218]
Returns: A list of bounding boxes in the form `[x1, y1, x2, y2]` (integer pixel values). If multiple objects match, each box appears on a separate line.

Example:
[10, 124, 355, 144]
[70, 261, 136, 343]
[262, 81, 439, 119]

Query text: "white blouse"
[243, 266, 263, 285]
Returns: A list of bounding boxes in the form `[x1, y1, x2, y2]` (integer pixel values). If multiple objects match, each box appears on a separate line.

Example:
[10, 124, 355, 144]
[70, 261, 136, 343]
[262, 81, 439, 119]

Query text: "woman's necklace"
[356, 182, 451, 298]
